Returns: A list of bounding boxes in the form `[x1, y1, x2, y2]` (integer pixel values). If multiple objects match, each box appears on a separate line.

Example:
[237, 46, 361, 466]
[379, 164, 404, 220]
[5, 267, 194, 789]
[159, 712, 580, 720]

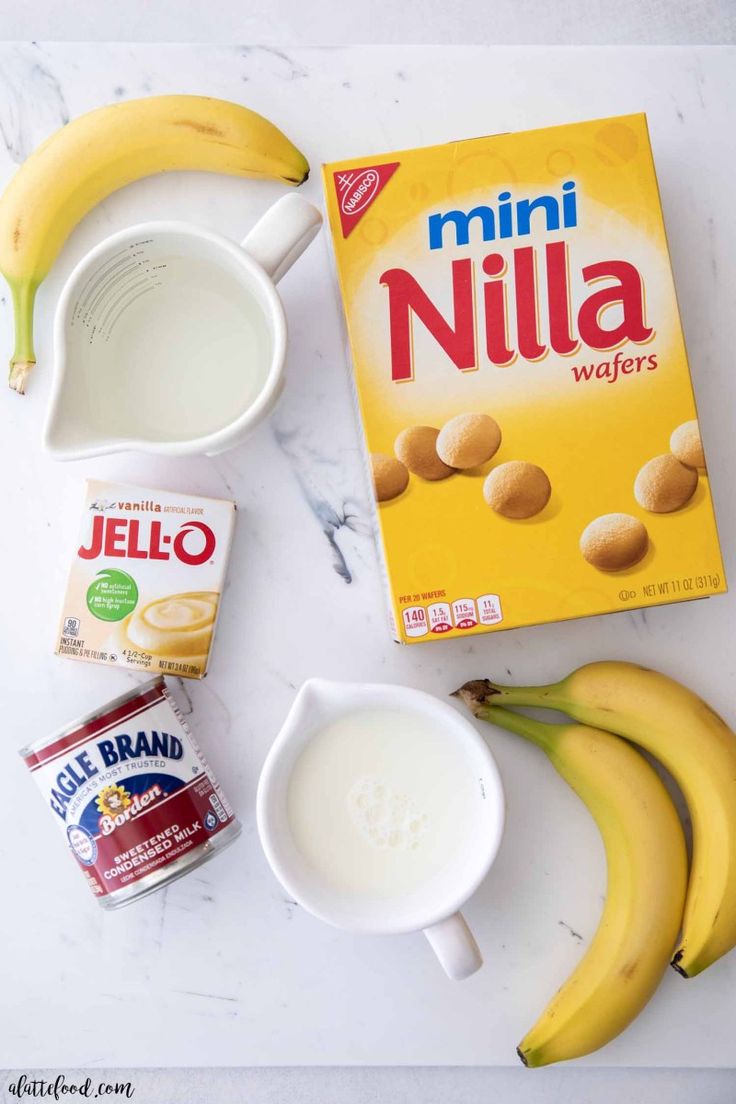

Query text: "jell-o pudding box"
[323, 113, 726, 643]
[55, 480, 236, 677]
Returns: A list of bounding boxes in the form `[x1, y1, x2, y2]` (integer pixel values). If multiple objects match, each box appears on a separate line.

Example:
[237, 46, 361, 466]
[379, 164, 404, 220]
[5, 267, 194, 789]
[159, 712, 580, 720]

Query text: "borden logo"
[97, 783, 164, 836]
[333, 162, 400, 238]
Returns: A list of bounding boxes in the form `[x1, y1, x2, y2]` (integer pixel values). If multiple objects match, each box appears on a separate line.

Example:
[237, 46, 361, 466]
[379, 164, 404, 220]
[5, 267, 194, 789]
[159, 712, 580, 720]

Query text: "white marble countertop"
[0, 0, 732, 44]
[1, 43, 735, 1072]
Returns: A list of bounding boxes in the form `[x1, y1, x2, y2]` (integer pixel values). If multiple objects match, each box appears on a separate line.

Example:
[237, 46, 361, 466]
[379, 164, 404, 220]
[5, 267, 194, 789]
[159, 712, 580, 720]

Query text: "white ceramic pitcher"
[44, 194, 322, 460]
[257, 679, 506, 980]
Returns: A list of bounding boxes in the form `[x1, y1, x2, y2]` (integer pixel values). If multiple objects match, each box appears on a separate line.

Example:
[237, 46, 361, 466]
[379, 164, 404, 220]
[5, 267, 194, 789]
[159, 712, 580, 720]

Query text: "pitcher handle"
[241, 194, 322, 284]
[423, 911, 483, 980]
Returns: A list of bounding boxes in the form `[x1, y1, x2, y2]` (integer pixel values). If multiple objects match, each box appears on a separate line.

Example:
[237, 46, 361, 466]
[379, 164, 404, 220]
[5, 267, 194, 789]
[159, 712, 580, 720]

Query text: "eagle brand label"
[22, 679, 239, 906]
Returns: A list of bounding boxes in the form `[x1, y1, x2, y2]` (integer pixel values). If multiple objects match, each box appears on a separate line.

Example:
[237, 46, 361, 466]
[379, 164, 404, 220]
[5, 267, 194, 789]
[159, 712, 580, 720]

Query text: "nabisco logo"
[339, 169, 380, 216]
[333, 161, 400, 238]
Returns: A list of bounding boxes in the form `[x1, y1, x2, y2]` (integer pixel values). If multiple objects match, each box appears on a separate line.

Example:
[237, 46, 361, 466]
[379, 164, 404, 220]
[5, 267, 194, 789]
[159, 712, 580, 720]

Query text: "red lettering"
[76, 517, 214, 564]
[546, 241, 579, 356]
[380, 259, 476, 381]
[514, 247, 545, 360]
[570, 362, 595, 382]
[78, 514, 104, 560]
[103, 518, 127, 557]
[173, 522, 216, 566]
[482, 254, 514, 366]
[127, 519, 147, 559]
[149, 521, 168, 560]
[381, 244, 654, 380]
[578, 260, 653, 350]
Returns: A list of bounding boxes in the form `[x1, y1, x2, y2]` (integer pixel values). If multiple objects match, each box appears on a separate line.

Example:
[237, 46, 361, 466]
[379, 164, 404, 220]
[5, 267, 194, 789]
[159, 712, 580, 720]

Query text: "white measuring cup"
[44, 194, 322, 459]
[257, 679, 505, 980]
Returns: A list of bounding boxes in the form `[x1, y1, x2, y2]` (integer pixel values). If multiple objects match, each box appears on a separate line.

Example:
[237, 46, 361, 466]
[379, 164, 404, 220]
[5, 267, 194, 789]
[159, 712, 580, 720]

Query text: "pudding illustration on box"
[323, 113, 726, 642]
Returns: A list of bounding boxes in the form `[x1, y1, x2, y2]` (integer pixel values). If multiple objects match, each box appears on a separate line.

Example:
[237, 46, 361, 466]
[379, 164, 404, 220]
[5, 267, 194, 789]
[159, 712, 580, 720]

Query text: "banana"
[455, 688, 687, 1067]
[0, 94, 309, 393]
[472, 661, 736, 978]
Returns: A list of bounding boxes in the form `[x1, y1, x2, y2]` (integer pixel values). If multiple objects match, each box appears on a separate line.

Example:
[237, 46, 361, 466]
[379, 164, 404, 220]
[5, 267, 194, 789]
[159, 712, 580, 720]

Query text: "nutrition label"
[401, 594, 503, 638]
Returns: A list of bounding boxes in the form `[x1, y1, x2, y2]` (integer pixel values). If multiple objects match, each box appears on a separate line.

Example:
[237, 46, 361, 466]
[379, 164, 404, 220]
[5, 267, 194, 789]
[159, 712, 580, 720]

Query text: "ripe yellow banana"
[475, 661, 736, 978]
[0, 94, 309, 393]
[455, 687, 687, 1067]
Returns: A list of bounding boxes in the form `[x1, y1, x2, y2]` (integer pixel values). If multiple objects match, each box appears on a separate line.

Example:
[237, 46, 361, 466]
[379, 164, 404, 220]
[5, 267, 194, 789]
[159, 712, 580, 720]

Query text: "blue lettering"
[54, 772, 78, 798]
[428, 207, 495, 250]
[96, 730, 184, 765]
[98, 738, 117, 767]
[428, 182, 577, 250]
[149, 729, 167, 757]
[133, 730, 152, 757]
[116, 733, 135, 761]
[76, 750, 98, 781]
[50, 787, 71, 818]
[516, 194, 560, 235]
[562, 180, 577, 227]
[497, 191, 513, 239]
[47, 751, 99, 821]
[148, 730, 183, 759]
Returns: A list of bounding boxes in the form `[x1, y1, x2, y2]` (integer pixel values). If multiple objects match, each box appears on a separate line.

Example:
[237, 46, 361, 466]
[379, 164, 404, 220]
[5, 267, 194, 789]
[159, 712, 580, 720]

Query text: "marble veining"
[273, 422, 369, 583]
[0, 44, 69, 162]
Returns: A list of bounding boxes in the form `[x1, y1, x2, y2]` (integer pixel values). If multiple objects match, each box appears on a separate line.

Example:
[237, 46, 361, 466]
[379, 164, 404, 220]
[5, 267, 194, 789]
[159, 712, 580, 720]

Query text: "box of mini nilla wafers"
[322, 114, 726, 643]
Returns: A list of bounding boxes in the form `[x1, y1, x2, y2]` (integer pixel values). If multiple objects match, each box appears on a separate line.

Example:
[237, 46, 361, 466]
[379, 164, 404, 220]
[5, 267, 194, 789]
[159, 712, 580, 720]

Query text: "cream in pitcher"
[55, 480, 236, 679]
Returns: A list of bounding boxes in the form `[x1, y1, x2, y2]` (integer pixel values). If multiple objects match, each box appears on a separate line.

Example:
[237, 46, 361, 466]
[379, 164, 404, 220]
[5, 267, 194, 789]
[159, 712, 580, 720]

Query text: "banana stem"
[480, 705, 564, 753]
[456, 676, 564, 711]
[8, 278, 38, 394]
[453, 681, 565, 753]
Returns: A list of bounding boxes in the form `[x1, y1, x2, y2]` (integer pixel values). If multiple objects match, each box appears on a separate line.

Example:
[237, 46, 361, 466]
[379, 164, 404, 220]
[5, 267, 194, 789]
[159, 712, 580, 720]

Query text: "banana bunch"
[455, 660, 736, 1067]
[0, 95, 310, 393]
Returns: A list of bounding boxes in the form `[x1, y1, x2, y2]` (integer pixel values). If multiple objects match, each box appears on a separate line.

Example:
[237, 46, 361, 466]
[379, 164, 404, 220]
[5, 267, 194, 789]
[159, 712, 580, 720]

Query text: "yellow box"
[323, 114, 726, 643]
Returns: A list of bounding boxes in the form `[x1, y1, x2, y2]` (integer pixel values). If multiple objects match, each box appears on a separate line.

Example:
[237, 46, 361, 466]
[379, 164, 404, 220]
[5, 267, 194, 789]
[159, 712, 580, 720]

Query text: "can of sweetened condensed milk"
[20, 677, 240, 908]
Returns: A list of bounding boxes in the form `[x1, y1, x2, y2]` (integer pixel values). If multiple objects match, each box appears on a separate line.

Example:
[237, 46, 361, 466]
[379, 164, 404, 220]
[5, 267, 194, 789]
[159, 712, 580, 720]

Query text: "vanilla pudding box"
[55, 480, 236, 677]
[323, 114, 726, 643]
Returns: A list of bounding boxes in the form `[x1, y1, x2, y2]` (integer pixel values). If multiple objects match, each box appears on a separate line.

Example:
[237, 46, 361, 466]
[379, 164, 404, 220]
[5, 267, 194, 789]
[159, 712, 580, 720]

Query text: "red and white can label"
[23, 681, 236, 900]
